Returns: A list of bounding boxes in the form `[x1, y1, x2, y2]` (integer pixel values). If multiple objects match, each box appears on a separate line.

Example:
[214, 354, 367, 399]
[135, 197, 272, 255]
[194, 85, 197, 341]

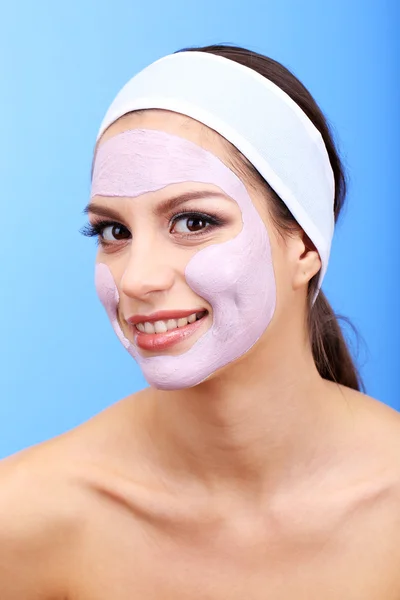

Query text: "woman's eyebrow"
[82, 202, 124, 221]
[153, 190, 228, 216]
[83, 190, 229, 220]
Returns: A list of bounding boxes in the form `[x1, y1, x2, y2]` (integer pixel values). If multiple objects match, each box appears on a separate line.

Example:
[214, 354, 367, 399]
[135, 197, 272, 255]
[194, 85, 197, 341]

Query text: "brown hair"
[178, 44, 365, 392]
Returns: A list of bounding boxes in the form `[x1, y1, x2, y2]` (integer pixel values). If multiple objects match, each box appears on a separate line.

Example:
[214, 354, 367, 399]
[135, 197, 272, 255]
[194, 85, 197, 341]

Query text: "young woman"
[1, 45, 399, 599]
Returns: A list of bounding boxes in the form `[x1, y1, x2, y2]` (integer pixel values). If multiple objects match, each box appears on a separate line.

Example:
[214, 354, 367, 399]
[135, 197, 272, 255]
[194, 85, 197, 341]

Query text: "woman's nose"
[119, 245, 175, 300]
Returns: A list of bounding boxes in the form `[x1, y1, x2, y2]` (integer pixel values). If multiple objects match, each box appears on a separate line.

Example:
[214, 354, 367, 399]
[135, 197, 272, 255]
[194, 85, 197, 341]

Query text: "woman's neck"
[141, 338, 351, 501]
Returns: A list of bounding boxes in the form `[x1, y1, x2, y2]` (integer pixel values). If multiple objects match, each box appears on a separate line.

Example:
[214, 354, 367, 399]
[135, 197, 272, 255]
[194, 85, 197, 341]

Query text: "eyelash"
[80, 211, 226, 248]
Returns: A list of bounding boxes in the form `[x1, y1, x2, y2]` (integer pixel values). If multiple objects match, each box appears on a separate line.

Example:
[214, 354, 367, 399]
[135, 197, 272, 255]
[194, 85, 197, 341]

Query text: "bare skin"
[1, 386, 400, 599]
[1, 111, 399, 599]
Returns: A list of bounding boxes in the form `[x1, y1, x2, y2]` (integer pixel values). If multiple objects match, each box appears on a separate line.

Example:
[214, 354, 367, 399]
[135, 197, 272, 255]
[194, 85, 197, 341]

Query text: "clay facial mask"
[91, 128, 276, 390]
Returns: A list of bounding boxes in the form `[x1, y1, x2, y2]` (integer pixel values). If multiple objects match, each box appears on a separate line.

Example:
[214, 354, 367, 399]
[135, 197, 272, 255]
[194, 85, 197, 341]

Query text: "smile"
[128, 310, 209, 352]
[135, 311, 206, 334]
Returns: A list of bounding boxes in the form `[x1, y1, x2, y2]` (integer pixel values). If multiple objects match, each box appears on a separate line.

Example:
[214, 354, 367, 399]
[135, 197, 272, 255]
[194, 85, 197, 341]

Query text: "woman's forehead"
[93, 109, 261, 207]
[91, 128, 247, 203]
[98, 109, 231, 162]
[93, 110, 267, 220]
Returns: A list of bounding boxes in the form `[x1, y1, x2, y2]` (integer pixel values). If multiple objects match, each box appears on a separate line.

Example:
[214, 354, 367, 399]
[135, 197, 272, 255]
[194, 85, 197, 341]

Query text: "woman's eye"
[172, 215, 212, 234]
[102, 223, 130, 241]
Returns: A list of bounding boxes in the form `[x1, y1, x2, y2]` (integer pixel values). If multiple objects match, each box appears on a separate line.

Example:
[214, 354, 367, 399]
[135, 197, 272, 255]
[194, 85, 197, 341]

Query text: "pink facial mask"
[91, 129, 276, 389]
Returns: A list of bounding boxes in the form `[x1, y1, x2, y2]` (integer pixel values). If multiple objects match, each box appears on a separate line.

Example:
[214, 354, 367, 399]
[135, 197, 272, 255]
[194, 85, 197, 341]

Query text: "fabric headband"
[95, 50, 335, 291]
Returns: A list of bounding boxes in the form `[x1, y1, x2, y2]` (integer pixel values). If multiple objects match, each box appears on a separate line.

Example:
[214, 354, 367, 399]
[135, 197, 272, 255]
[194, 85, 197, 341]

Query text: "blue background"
[1, 0, 398, 458]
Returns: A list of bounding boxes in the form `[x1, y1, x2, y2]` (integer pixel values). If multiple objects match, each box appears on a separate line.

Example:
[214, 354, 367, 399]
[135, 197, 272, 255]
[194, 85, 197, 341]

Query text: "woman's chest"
[69, 508, 400, 600]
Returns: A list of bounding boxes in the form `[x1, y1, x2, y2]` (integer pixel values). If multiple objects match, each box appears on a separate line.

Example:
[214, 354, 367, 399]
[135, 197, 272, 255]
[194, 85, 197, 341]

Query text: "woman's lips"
[133, 313, 208, 352]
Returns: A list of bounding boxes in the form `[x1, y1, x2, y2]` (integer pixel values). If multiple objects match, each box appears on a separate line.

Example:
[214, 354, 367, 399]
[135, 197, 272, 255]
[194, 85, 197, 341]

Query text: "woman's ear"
[291, 230, 322, 290]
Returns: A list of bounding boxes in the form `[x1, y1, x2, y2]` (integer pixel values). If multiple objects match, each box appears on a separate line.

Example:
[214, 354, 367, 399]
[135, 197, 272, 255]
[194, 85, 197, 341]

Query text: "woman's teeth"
[136, 312, 205, 334]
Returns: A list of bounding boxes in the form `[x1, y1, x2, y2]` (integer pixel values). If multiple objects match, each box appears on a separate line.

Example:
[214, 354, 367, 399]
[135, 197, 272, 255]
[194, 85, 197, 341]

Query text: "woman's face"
[88, 110, 302, 389]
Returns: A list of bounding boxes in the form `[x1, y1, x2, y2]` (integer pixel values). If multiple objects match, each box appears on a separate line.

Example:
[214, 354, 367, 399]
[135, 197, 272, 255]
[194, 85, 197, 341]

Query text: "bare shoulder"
[340, 385, 400, 476]
[0, 427, 102, 599]
[0, 390, 149, 598]
[349, 388, 400, 580]
[341, 385, 400, 451]
[339, 385, 400, 524]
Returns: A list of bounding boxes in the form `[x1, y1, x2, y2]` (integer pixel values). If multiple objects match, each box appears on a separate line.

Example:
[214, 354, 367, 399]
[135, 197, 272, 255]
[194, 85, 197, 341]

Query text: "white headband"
[96, 50, 335, 292]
